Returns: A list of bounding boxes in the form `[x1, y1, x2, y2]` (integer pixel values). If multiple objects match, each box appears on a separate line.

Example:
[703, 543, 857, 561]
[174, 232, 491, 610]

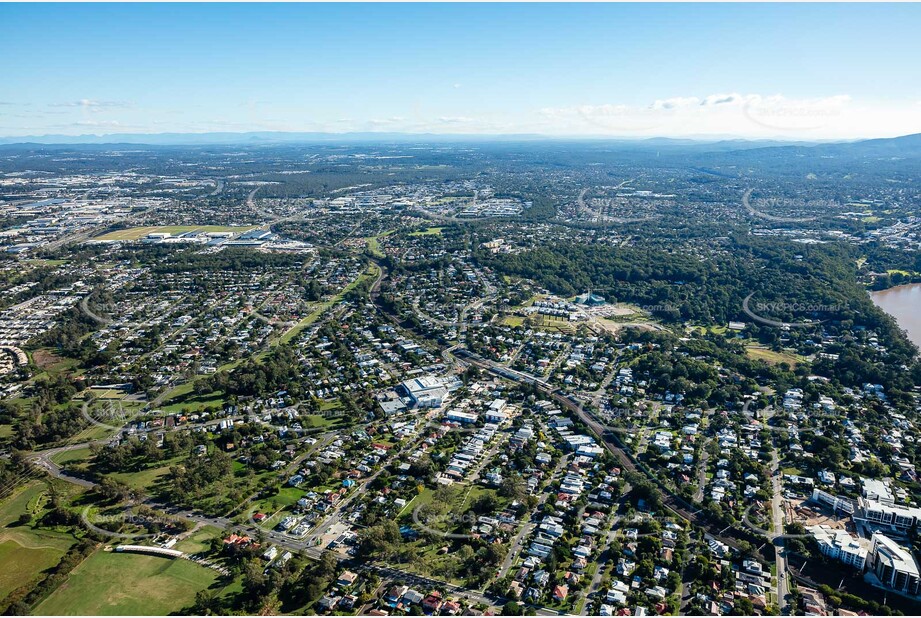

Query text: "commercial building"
[400, 375, 448, 408]
[444, 410, 478, 424]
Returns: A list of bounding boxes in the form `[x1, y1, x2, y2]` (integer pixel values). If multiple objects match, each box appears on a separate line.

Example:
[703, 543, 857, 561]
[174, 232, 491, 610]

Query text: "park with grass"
[35, 550, 222, 615]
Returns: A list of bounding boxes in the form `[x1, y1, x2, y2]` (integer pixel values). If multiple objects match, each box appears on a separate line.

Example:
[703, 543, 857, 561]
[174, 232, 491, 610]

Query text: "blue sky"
[2, 3, 920, 139]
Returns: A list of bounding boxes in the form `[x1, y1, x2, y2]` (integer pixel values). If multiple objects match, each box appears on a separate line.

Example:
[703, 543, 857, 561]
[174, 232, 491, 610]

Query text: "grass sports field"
[35, 550, 219, 615]
[94, 225, 258, 241]
[0, 483, 76, 600]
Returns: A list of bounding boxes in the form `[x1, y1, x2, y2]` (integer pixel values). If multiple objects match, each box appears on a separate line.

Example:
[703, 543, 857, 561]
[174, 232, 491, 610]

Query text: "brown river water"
[871, 283, 921, 349]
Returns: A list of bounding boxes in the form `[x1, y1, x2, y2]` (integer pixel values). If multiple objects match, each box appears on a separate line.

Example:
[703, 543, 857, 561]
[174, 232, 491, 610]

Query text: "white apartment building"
[809, 525, 868, 570]
[868, 532, 921, 596]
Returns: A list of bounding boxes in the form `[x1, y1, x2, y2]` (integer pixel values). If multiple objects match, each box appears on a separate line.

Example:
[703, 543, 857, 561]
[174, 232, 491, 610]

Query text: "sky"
[2, 2, 921, 140]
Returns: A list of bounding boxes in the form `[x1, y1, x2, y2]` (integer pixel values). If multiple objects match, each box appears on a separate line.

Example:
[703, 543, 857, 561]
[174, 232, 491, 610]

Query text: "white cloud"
[535, 93, 919, 139]
[34, 119, 148, 133]
[366, 116, 406, 127]
[651, 96, 700, 110]
[437, 116, 475, 124]
[73, 119, 126, 128]
[701, 93, 741, 106]
[49, 99, 131, 112]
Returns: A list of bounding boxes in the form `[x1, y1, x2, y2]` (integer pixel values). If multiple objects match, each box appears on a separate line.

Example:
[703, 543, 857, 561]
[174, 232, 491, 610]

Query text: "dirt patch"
[32, 348, 63, 370]
[788, 498, 850, 530]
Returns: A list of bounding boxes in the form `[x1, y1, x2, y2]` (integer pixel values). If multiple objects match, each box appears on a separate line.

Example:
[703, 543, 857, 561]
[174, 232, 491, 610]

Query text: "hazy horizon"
[1, 129, 919, 147]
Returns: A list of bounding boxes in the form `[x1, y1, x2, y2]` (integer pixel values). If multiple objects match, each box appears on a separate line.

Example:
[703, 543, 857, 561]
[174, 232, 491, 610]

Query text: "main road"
[770, 444, 791, 614]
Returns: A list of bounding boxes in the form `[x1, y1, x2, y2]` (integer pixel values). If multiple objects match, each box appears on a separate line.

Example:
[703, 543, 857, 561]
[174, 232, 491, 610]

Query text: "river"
[871, 283, 921, 349]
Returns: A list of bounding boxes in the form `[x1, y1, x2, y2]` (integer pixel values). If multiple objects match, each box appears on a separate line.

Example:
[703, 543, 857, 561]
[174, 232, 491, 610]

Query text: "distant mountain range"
[702, 132, 921, 163]
[0, 131, 919, 158]
[798, 132, 921, 157]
